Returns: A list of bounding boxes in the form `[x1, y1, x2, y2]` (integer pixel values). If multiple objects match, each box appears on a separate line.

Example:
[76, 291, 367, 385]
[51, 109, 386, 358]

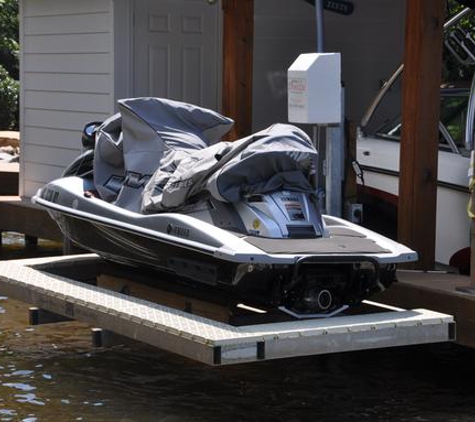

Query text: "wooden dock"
[0, 163, 19, 195]
[0, 147, 62, 243]
[0, 195, 63, 243]
[376, 270, 475, 348]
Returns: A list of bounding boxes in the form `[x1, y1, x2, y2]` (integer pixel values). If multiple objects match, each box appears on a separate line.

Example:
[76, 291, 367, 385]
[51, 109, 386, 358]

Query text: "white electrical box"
[288, 53, 341, 124]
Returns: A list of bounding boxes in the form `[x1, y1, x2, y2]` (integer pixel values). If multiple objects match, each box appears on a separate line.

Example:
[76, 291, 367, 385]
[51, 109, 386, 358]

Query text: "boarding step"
[0, 255, 455, 366]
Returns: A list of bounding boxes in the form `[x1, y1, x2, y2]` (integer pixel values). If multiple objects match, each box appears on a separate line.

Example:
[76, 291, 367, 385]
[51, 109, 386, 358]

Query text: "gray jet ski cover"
[92, 97, 318, 214]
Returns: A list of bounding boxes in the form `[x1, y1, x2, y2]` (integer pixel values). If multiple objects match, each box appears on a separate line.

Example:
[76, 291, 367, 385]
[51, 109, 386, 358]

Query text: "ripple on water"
[0, 409, 17, 416]
[3, 383, 36, 392]
[11, 370, 34, 377]
[14, 393, 45, 406]
[0, 232, 63, 260]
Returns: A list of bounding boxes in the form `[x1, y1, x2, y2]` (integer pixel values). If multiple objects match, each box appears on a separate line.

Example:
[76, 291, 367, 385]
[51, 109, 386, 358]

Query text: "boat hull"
[46, 208, 397, 313]
[51, 209, 236, 287]
[34, 175, 417, 315]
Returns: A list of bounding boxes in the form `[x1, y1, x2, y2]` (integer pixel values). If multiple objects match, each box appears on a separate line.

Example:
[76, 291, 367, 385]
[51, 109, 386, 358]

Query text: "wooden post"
[222, 0, 254, 140]
[397, 0, 445, 270]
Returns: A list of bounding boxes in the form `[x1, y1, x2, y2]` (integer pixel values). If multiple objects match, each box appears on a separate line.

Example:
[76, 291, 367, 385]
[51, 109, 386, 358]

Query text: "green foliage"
[0, 0, 19, 78]
[0, 0, 19, 129]
[0, 38, 19, 80]
[444, 0, 475, 82]
[0, 65, 19, 130]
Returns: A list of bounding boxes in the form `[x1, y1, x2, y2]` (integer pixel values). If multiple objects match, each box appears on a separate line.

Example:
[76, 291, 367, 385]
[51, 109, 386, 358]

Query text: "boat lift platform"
[0, 254, 455, 366]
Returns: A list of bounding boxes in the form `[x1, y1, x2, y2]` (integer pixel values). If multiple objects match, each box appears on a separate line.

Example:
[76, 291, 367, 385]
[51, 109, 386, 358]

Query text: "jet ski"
[32, 97, 417, 317]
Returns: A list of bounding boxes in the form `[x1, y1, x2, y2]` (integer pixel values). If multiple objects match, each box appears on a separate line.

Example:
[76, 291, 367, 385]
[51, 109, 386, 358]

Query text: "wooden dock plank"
[376, 271, 475, 348]
[97, 274, 231, 323]
[0, 195, 63, 241]
[0, 162, 19, 195]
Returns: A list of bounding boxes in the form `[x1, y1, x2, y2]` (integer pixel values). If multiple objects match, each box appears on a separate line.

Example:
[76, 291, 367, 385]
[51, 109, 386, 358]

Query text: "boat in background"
[357, 87, 471, 272]
[356, 7, 475, 274]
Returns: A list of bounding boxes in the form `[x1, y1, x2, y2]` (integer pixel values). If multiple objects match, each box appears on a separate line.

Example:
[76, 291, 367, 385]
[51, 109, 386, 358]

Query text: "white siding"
[20, 0, 114, 197]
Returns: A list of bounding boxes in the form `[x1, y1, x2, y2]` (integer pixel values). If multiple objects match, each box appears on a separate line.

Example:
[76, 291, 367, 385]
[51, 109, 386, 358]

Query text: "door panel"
[148, 46, 170, 98]
[134, 0, 220, 110]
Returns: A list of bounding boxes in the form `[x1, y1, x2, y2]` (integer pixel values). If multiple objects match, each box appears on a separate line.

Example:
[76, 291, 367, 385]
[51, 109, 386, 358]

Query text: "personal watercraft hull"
[32, 97, 418, 316]
[33, 176, 417, 315]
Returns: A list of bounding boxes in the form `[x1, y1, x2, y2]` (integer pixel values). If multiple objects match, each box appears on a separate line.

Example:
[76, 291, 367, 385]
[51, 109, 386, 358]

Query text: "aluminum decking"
[0, 254, 455, 366]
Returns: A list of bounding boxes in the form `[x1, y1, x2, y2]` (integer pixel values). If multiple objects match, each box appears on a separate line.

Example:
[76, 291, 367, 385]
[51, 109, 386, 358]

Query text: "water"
[0, 232, 63, 261]
[1, 233, 475, 421]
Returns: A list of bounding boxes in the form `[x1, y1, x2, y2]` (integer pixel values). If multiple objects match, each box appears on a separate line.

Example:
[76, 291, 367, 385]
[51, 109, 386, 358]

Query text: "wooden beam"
[222, 0, 254, 140]
[398, 0, 445, 270]
[0, 196, 63, 241]
[0, 163, 19, 195]
[375, 271, 469, 346]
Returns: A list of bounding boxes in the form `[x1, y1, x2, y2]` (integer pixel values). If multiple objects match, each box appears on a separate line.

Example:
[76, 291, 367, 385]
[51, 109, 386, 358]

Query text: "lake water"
[1, 233, 475, 422]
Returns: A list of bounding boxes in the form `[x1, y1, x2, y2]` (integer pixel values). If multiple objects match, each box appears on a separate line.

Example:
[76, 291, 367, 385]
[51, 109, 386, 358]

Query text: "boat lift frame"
[0, 254, 455, 366]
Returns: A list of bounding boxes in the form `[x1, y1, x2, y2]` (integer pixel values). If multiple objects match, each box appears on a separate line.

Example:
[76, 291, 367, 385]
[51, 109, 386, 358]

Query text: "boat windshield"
[374, 89, 470, 152]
